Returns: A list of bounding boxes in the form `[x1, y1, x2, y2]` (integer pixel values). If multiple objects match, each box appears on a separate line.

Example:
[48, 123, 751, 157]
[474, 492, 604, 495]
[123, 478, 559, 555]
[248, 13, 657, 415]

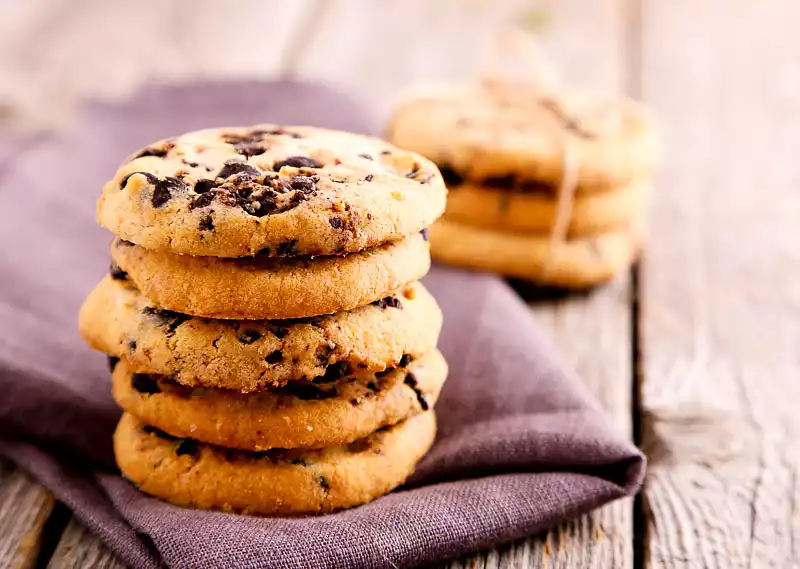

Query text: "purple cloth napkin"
[0, 81, 643, 569]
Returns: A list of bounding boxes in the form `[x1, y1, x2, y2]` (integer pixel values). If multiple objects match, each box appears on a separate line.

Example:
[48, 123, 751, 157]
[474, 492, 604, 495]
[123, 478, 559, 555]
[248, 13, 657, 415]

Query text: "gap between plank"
[33, 502, 71, 569]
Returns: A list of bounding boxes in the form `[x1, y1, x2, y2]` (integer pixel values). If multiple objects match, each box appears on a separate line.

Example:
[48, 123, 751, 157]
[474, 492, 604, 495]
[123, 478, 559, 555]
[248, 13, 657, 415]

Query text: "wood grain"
[0, 458, 59, 569]
[46, 519, 125, 569]
[639, 0, 800, 566]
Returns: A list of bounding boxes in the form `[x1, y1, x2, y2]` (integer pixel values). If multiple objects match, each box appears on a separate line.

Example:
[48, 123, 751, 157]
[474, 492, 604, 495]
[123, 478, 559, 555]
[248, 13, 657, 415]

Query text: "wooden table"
[2, 0, 799, 566]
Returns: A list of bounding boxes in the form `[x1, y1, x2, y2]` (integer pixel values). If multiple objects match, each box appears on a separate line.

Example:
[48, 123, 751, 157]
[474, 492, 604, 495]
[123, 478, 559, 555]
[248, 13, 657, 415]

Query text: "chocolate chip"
[108, 356, 120, 372]
[398, 354, 412, 368]
[270, 326, 289, 339]
[272, 156, 320, 170]
[175, 439, 201, 459]
[189, 188, 240, 210]
[372, 296, 402, 310]
[131, 142, 174, 160]
[197, 214, 214, 232]
[238, 330, 262, 344]
[265, 350, 283, 364]
[321, 362, 351, 383]
[131, 373, 161, 394]
[286, 176, 316, 194]
[420, 228, 429, 241]
[349, 398, 362, 407]
[364, 174, 374, 182]
[120, 171, 158, 189]
[318, 476, 330, 491]
[110, 262, 128, 281]
[404, 372, 429, 410]
[217, 161, 261, 180]
[329, 216, 343, 229]
[358, 153, 373, 160]
[152, 176, 186, 208]
[254, 128, 302, 139]
[128, 340, 137, 351]
[277, 383, 338, 400]
[142, 306, 189, 336]
[366, 381, 379, 392]
[315, 345, 334, 365]
[276, 240, 299, 256]
[194, 179, 217, 194]
[233, 143, 267, 158]
[438, 165, 464, 187]
[182, 159, 200, 168]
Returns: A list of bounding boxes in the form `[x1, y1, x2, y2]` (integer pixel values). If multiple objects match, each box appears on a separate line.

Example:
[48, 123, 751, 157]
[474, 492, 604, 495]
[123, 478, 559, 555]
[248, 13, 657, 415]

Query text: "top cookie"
[98, 125, 447, 257]
[387, 84, 659, 191]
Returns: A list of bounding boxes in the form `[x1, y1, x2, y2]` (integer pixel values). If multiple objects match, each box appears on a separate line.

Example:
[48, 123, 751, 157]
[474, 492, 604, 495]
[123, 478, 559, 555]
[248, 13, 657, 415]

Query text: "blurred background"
[0, 0, 625, 131]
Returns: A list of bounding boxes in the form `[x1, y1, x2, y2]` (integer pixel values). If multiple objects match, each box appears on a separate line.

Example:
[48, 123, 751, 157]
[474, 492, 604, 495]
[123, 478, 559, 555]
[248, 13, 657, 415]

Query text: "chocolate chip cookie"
[110, 232, 430, 319]
[388, 84, 659, 191]
[111, 349, 445, 450]
[114, 411, 436, 515]
[429, 219, 643, 288]
[98, 125, 446, 258]
[80, 276, 442, 392]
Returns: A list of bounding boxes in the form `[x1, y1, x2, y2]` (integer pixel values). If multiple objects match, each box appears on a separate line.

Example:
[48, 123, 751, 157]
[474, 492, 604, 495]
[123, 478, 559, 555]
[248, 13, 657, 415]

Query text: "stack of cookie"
[78, 125, 448, 515]
[387, 84, 659, 288]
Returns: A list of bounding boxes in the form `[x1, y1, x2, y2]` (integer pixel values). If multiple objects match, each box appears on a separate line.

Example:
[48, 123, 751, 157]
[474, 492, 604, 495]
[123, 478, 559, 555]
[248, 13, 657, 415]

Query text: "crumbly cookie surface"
[98, 125, 446, 257]
[111, 350, 446, 450]
[80, 276, 442, 391]
[110, 232, 431, 319]
[444, 180, 650, 237]
[114, 411, 436, 515]
[429, 219, 643, 288]
[388, 84, 659, 190]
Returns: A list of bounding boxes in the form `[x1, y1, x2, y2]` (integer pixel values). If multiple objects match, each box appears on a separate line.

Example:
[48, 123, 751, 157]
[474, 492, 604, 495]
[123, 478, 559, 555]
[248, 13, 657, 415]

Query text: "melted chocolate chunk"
[272, 156, 320, 170]
[398, 354, 412, 368]
[110, 262, 128, 281]
[349, 398, 362, 407]
[128, 340, 137, 351]
[372, 296, 402, 310]
[131, 142, 174, 160]
[276, 240, 299, 256]
[404, 372, 429, 410]
[108, 356, 120, 372]
[194, 179, 217, 194]
[329, 216, 343, 229]
[175, 439, 201, 459]
[217, 161, 261, 180]
[364, 174, 374, 182]
[265, 350, 283, 364]
[199, 214, 215, 232]
[438, 165, 464, 187]
[318, 362, 351, 383]
[142, 306, 189, 335]
[238, 330, 262, 344]
[366, 381, 379, 392]
[131, 373, 161, 394]
[152, 176, 186, 208]
[120, 171, 158, 189]
[285, 175, 317, 194]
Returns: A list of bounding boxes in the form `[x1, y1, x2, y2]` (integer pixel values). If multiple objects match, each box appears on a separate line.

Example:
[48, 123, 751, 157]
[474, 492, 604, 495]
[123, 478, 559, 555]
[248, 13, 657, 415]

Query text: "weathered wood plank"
[639, 0, 800, 567]
[46, 518, 126, 569]
[0, 458, 60, 569]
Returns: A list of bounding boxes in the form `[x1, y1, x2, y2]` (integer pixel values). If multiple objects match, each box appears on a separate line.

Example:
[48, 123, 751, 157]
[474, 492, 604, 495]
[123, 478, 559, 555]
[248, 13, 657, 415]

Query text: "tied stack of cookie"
[78, 125, 448, 515]
[387, 41, 659, 289]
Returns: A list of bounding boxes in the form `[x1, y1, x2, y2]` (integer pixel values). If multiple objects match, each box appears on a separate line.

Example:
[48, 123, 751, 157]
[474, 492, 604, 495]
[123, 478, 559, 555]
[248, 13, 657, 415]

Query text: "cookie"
[428, 219, 643, 288]
[444, 179, 650, 237]
[79, 276, 442, 391]
[114, 411, 436, 515]
[97, 125, 447, 258]
[110, 232, 430, 319]
[111, 349, 446, 450]
[387, 84, 659, 191]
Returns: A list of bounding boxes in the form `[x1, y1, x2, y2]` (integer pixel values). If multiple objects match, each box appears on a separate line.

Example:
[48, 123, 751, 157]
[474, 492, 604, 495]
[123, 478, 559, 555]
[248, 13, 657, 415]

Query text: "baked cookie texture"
[98, 125, 447, 258]
[81, 124, 446, 516]
[429, 219, 643, 288]
[387, 82, 659, 288]
[388, 84, 659, 189]
[110, 233, 431, 319]
[80, 276, 442, 391]
[114, 411, 436, 516]
[111, 350, 446, 450]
